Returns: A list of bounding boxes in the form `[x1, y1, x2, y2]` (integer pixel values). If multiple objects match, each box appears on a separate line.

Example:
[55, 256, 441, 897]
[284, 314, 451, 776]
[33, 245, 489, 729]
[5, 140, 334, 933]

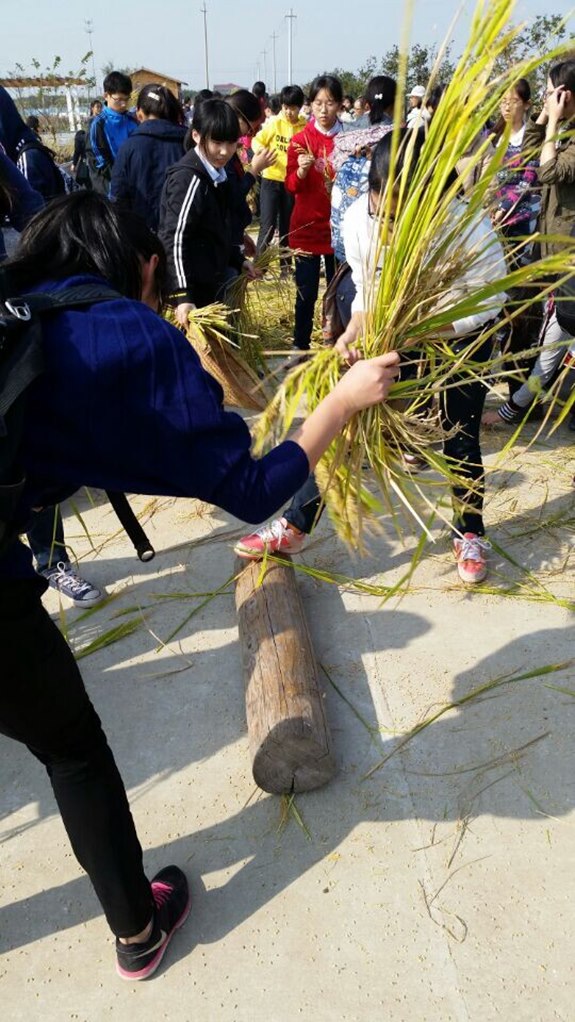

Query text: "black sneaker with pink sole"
[116, 866, 191, 981]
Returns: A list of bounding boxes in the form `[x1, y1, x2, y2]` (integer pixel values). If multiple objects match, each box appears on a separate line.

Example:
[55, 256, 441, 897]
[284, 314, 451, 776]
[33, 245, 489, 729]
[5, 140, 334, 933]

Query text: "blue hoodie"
[110, 118, 186, 230]
[0, 274, 309, 580]
[90, 105, 138, 170]
[0, 86, 62, 200]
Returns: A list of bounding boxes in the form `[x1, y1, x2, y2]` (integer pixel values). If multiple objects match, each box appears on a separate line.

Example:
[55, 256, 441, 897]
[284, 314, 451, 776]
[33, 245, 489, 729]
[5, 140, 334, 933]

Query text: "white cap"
[409, 85, 426, 99]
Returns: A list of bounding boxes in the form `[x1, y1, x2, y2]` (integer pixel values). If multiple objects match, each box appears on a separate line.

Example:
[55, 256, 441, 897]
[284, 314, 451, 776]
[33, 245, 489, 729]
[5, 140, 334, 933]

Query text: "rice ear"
[165, 305, 271, 412]
[252, 0, 575, 549]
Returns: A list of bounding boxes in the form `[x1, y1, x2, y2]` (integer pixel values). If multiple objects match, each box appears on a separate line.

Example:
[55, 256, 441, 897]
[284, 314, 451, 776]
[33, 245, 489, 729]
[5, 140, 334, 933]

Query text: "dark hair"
[308, 74, 343, 105]
[137, 83, 183, 124]
[280, 84, 304, 108]
[365, 75, 396, 124]
[89, 99, 102, 116]
[252, 81, 267, 99]
[189, 98, 240, 146]
[549, 59, 575, 93]
[267, 95, 281, 115]
[512, 78, 531, 103]
[368, 128, 423, 194]
[4, 192, 166, 299]
[344, 94, 354, 104]
[25, 115, 40, 134]
[226, 89, 263, 129]
[103, 71, 133, 96]
[195, 88, 213, 104]
[426, 84, 445, 116]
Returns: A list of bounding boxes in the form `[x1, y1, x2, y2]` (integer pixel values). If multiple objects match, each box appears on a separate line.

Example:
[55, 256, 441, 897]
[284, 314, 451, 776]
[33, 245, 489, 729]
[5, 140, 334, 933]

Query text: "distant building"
[213, 83, 243, 96]
[131, 68, 187, 100]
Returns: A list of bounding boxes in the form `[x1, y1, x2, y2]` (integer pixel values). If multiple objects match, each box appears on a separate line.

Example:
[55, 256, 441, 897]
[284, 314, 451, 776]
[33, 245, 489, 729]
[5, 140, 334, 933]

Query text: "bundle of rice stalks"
[165, 304, 270, 412]
[253, 0, 575, 548]
[226, 243, 295, 369]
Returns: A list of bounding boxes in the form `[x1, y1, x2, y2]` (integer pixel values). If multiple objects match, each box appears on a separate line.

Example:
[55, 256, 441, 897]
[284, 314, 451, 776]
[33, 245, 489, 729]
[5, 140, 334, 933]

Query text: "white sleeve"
[342, 200, 369, 315]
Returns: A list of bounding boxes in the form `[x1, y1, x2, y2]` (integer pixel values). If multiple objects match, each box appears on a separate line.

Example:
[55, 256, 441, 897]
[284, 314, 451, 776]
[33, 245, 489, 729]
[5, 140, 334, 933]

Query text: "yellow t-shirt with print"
[252, 113, 308, 182]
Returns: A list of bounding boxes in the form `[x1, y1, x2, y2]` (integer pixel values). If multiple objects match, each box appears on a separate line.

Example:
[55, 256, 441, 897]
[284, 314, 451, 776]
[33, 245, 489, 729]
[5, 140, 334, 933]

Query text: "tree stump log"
[235, 556, 336, 794]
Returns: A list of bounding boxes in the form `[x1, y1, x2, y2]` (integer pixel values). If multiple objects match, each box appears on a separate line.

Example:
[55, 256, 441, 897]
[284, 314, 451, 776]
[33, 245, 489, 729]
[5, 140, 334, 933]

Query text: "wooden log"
[235, 555, 337, 795]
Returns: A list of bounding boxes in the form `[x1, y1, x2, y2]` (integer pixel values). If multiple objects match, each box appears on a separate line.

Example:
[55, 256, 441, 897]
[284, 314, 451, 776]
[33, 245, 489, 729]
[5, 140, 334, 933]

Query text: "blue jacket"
[0, 86, 63, 201]
[1, 274, 309, 579]
[89, 106, 138, 170]
[0, 148, 44, 258]
[110, 119, 186, 230]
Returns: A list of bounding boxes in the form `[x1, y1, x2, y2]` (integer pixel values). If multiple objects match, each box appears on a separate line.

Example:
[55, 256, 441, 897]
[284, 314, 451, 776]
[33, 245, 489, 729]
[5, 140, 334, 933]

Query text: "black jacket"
[110, 118, 186, 231]
[158, 147, 244, 305]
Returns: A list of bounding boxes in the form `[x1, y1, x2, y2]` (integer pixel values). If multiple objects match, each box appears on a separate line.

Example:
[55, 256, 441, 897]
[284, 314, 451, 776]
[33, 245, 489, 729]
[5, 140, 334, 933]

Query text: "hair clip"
[147, 91, 161, 101]
[373, 93, 383, 100]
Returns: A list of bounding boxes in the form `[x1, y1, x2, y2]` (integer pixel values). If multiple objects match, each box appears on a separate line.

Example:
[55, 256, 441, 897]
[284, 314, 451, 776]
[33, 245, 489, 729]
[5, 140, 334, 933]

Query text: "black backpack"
[0, 274, 122, 556]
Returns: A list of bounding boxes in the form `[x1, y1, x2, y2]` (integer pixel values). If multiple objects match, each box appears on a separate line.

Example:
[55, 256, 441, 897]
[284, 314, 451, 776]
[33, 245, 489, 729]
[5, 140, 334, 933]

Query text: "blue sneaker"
[42, 561, 103, 607]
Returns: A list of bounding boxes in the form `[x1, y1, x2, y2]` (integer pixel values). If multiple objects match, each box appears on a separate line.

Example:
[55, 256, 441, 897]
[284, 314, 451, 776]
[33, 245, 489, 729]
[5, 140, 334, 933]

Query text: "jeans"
[284, 328, 493, 538]
[27, 505, 69, 572]
[256, 179, 294, 267]
[510, 307, 572, 409]
[0, 580, 153, 937]
[294, 253, 336, 350]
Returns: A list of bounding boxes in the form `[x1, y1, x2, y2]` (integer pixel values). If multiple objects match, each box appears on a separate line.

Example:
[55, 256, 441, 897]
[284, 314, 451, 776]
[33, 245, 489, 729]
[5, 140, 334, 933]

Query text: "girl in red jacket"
[285, 74, 343, 351]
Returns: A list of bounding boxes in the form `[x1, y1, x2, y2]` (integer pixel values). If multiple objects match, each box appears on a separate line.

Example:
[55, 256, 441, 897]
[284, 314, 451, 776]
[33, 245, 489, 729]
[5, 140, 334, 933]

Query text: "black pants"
[26, 505, 68, 572]
[256, 179, 294, 266]
[284, 330, 492, 537]
[438, 330, 492, 536]
[0, 580, 153, 937]
[294, 253, 336, 350]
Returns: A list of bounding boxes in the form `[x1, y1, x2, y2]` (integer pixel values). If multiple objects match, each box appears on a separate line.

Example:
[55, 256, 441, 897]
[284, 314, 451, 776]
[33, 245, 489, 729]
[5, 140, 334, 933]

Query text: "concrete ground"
[1, 410, 574, 1021]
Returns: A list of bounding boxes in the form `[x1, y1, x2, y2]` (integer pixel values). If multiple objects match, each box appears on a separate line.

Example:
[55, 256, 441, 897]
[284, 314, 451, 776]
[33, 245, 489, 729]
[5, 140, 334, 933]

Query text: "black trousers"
[255, 178, 294, 265]
[293, 253, 336, 350]
[0, 580, 153, 937]
[284, 329, 492, 537]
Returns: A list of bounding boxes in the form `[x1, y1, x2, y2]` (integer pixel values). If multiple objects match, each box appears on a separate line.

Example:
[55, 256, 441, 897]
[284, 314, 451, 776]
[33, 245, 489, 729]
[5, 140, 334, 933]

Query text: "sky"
[0, 0, 572, 91]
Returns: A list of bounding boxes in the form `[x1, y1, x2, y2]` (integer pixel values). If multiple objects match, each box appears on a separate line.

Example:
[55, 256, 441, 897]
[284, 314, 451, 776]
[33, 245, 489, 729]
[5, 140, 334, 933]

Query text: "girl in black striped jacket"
[159, 98, 258, 326]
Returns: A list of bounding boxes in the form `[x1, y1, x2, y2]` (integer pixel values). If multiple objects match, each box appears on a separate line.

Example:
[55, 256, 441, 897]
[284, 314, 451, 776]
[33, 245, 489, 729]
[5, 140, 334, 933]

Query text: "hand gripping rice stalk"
[165, 304, 271, 412]
[252, 0, 575, 549]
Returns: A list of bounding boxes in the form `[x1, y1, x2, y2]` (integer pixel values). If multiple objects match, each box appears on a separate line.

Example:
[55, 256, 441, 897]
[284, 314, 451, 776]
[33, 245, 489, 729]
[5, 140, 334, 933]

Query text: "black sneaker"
[116, 866, 190, 981]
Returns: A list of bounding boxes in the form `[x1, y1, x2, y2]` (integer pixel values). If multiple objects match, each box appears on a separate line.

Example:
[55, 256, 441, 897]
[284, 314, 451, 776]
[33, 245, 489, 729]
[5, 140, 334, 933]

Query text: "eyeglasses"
[368, 195, 395, 223]
[109, 95, 130, 105]
[312, 98, 339, 109]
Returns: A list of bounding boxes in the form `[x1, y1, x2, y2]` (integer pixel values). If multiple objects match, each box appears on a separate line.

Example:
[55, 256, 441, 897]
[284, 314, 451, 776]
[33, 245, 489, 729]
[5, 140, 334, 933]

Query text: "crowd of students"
[0, 58, 574, 981]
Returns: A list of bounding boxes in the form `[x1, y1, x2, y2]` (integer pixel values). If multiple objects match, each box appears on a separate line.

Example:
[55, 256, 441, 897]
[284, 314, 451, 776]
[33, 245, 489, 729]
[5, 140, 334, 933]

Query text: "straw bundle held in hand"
[253, 0, 575, 548]
[225, 243, 295, 370]
[165, 304, 270, 412]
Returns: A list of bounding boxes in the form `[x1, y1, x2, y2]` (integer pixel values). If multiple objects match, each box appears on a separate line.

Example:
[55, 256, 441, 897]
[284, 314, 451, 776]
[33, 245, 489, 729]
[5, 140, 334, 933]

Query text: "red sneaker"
[453, 532, 490, 584]
[234, 517, 306, 560]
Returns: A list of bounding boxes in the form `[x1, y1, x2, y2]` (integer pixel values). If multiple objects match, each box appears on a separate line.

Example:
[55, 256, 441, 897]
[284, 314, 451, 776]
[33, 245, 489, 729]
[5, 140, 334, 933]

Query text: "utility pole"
[271, 32, 278, 92]
[285, 8, 296, 84]
[261, 49, 268, 84]
[85, 19, 97, 96]
[201, 3, 210, 89]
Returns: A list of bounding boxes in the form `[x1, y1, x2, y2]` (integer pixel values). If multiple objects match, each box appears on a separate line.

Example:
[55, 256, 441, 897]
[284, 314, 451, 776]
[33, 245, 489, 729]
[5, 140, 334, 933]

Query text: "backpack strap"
[18, 284, 124, 313]
[0, 283, 123, 555]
